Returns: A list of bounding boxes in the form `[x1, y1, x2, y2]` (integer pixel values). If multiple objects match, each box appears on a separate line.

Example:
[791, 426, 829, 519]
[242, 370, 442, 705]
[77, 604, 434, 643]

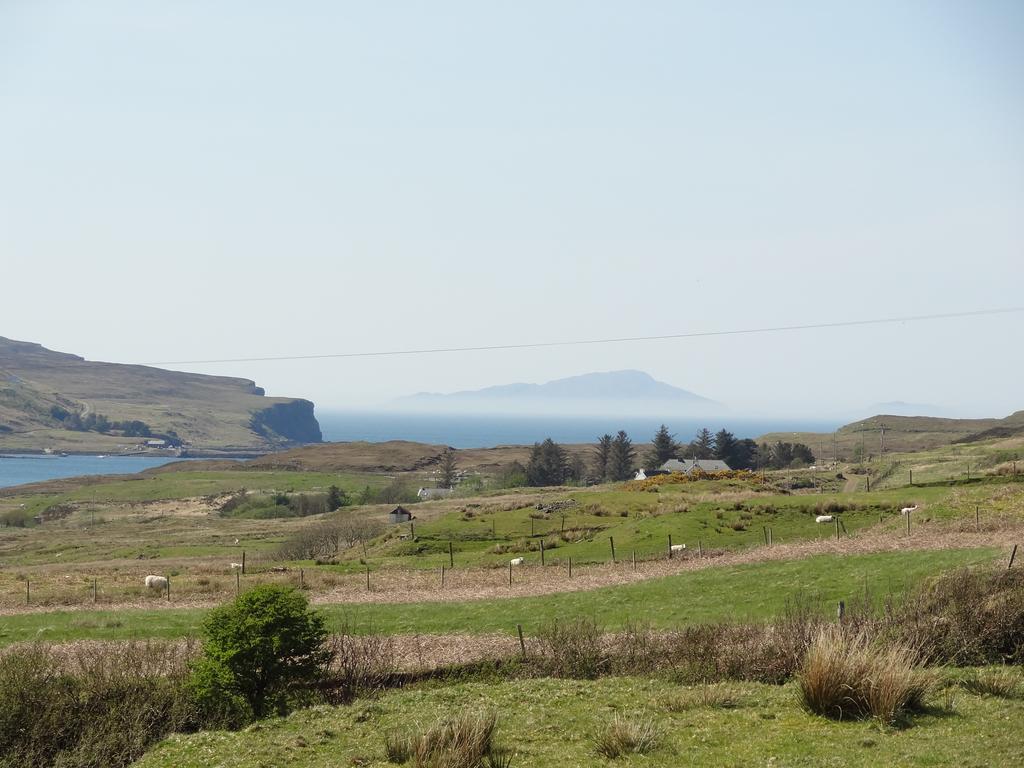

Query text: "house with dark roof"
[388, 506, 413, 524]
[661, 458, 732, 474]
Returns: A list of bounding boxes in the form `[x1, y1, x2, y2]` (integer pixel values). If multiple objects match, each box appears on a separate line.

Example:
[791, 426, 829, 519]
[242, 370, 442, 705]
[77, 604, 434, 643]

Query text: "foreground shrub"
[593, 714, 660, 758]
[888, 567, 1024, 665]
[0, 641, 197, 768]
[190, 584, 330, 720]
[798, 627, 935, 725]
[385, 711, 502, 767]
[322, 625, 398, 704]
[533, 618, 608, 679]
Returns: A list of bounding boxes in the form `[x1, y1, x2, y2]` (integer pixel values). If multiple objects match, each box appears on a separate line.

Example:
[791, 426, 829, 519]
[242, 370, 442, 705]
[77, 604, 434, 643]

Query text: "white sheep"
[509, 557, 524, 566]
[670, 544, 686, 553]
[144, 574, 168, 590]
[900, 505, 918, 515]
[815, 515, 834, 523]
[230, 562, 244, 571]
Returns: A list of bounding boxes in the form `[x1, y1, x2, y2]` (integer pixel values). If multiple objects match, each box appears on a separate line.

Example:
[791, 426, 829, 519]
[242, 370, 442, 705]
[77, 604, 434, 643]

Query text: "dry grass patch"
[384, 711, 510, 768]
[958, 668, 1023, 699]
[798, 627, 936, 725]
[593, 713, 660, 759]
[666, 682, 745, 711]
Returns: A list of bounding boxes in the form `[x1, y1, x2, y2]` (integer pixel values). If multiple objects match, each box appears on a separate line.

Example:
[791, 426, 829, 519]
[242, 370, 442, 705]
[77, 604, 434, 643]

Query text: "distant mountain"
[0, 337, 321, 453]
[395, 370, 722, 415]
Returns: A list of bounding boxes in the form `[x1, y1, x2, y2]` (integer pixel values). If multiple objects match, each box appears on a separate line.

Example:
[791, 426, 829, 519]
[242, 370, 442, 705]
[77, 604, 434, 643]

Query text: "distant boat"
[97, 455, 107, 459]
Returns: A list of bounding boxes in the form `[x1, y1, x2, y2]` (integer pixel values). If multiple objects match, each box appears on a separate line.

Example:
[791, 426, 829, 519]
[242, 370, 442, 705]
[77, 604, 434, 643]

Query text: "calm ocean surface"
[316, 411, 841, 449]
[0, 454, 195, 490]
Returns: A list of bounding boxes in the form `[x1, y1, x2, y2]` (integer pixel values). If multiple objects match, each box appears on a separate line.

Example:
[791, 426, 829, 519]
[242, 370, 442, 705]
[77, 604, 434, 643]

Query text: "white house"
[417, 487, 454, 500]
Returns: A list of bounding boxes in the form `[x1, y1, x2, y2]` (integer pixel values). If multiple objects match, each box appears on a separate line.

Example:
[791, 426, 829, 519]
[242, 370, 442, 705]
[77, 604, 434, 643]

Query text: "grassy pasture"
[0, 547, 998, 646]
[134, 675, 1024, 768]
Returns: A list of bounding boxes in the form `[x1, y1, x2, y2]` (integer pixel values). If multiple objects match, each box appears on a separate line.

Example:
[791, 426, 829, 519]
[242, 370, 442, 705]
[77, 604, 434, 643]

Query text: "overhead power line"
[148, 306, 1024, 366]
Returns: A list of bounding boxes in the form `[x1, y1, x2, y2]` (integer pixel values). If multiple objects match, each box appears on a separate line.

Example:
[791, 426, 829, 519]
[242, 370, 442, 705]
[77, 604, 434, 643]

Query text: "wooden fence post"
[441, 564, 445, 587]
[837, 600, 845, 621]
[299, 568, 304, 589]
[449, 541, 454, 568]
[835, 517, 840, 541]
[768, 527, 773, 547]
[609, 536, 616, 563]
[568, 557, 572, 579]
[410, 521, 415, 539]
[976, 506, 980, 532]
[762, 526, 769, 546]
[166, 575, 170, 601]
[366, 567, 371, 591]
[907, 509, 912, 536]
[632, 550, 636, 570]
[697, 540, 703, 558]
[516, 624, 526, 656]
[540, 539, 545, 566]
[909, 469, 913, 486]
[241, 550, 246, 575]
[1009, 544, 1018, 570]
[236, 570, 240, 595]
[866, 475, 871, 492]
[93, 578, 97, 603]
[668, 534, 673, 558]
[508, 561, 513, 586]
[25, 579, 29, 604]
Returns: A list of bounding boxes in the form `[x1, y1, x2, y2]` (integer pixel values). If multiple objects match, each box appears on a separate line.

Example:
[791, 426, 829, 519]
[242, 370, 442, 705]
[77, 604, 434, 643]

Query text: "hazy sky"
[2, 1, 1022, 418]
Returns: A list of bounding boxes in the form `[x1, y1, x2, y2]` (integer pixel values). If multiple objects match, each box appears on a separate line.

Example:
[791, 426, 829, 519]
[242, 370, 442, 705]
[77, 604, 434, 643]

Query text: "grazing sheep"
[230, 562, 244, 571]
[670, 544, 686, 553]
[144, 575, 168, 590]
[510, 557, 524, 566]
[815, 515, 834, 523]
[900, 505, 918, 515]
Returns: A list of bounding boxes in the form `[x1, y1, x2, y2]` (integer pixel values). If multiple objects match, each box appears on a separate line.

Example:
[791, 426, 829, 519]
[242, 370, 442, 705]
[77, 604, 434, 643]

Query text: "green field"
[0, 547, 998, 646]
[134, 675, 1024, 768]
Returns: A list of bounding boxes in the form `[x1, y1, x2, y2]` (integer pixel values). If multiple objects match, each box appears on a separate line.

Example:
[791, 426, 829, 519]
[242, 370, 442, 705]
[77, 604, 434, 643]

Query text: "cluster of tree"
[524, 438, 587, 486]
[595, 424, 819, 478]
[354, 477, 419, 505]
[511, 425, 819, 490]
[758, 440, 816, 469]
[220, 486, 350, 519]
[50, 405, 163, 440]
[592, 431, 636, 481]
[275, 517, 385, 561]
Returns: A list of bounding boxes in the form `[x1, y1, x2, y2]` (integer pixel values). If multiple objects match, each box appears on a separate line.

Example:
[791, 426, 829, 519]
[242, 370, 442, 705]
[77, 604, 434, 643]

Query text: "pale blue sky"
[1, 1, 1022, 417]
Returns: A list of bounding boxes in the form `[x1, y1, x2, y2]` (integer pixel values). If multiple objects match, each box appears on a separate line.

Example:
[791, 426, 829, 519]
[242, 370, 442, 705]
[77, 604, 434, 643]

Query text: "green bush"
[0, 641, 197, 768]
[190, 585, 331, 719]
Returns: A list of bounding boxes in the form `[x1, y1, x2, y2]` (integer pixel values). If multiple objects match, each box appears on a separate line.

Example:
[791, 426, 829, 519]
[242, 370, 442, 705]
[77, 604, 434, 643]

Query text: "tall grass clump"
[593, 714, 660, 758]
[798, 627, 935, 725]
[958, 668, 1022, 699]
[384, 711, 505, 767]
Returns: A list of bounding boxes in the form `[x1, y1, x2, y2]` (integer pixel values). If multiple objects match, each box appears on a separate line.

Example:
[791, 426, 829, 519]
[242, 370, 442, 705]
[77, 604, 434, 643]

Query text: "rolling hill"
[0, 337, 321, 453]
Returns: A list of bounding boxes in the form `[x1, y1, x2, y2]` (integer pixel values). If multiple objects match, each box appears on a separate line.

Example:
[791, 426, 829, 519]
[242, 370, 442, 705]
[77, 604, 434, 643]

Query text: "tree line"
[516, 424, 817, 487]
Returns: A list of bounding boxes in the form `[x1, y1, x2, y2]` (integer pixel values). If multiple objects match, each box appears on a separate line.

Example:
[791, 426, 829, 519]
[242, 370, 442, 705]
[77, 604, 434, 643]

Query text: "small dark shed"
[389, 506, 413, 524]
